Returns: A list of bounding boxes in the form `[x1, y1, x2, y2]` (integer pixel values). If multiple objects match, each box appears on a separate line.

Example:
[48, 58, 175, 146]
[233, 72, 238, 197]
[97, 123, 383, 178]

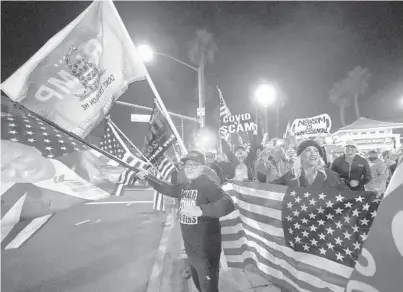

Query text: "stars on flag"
[283, 188, 380, 267]
[1, 112, 87, 158]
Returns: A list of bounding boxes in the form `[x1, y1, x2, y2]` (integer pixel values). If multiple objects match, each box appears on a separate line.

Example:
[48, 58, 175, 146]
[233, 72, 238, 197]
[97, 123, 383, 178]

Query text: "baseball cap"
[181, 150, 206, 164]
[344, 140, 357, 148]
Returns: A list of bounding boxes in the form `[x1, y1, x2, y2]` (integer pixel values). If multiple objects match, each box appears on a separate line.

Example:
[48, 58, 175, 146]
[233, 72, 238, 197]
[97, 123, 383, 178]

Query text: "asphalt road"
[2, 189, 168, 292]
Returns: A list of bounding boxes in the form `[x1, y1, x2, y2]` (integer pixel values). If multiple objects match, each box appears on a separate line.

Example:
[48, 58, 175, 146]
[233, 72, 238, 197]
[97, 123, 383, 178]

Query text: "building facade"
[331, 117, 403, 153]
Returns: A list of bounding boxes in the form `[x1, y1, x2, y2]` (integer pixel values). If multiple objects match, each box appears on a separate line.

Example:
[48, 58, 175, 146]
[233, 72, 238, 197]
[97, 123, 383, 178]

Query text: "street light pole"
[198, 54, 206, 128]
[254, 83, 277, 140]
[264, 106, 269, 139]
[139, 46, 205, 128]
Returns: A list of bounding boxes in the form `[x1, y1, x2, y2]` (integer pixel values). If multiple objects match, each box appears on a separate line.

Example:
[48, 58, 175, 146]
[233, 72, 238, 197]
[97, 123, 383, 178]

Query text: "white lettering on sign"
[290, 113, 332, 138]
[220, 112, 255, 135]
[180, 190, 198, 225]
[219, 122, 256, 135]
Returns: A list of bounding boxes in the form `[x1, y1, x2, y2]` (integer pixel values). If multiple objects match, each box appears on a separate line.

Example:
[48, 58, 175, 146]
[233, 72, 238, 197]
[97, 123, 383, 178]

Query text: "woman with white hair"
[272, 140, 349, 190]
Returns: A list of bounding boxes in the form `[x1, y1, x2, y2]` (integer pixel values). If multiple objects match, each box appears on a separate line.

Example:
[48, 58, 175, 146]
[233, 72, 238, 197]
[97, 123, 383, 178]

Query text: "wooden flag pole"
[9, 100, 142, 174]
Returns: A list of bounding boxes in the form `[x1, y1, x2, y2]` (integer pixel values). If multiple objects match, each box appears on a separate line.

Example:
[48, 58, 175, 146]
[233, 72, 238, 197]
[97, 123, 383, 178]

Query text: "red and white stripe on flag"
[151, 156, 176, 211]
[220, 181, 379, 292]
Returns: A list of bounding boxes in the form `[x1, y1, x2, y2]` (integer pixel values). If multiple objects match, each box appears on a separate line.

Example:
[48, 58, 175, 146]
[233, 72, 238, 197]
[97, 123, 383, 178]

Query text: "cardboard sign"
[219, 112, 256, 135]
[290, 113, 332, 138]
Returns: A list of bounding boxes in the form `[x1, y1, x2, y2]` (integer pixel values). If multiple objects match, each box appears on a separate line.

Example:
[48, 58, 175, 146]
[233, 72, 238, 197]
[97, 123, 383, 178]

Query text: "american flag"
[1, 109, 86, 250]
[151, 155, 176, 211]
[99, 119, 149, 196]
[218, 86, 231, 118]
[143, 104, 178, 211]
[1, 112, 87, 157]
[221, 181, 380, 292]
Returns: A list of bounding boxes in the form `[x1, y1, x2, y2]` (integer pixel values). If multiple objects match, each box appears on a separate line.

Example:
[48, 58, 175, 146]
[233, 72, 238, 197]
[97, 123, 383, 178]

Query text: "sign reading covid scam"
[290, 113, 332, 138]
[219, 112, 256, 135]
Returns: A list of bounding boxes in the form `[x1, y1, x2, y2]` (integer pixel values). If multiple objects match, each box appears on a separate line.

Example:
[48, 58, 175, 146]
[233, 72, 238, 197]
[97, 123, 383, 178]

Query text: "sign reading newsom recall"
[290, 113, 332, 138]
[219, 112, 256, 135]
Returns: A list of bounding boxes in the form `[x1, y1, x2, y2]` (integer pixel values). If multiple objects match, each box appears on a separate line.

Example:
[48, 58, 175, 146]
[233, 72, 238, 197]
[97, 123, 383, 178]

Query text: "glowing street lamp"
[255, 84, 277, 136]
[137, 45, 155, 62]
[255, 84, 277, 108]
[399, 96, 403, 108]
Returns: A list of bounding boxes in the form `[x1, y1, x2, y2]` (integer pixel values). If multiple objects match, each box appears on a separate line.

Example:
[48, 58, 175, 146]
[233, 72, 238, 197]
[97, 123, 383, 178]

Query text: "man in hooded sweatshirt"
[137, 150, 235, 292]
[366, 150, 388, 196]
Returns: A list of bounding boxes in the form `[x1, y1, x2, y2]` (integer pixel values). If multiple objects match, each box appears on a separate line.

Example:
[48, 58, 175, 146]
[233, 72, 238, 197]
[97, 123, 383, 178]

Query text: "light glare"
[138, 45, 154, 62]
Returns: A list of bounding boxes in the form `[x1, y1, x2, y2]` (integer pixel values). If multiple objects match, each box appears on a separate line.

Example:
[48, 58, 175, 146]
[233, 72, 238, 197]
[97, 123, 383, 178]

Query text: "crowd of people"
[207, 135, 402, 197]
[138, 133, 402, 292]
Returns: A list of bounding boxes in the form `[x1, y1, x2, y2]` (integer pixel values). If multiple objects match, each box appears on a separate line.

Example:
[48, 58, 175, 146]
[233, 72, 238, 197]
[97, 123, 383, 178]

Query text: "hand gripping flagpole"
[10, 100, 143, 174]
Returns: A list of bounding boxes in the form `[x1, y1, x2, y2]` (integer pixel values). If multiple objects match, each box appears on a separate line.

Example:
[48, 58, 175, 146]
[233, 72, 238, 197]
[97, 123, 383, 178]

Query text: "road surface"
[2, 188, 277, 292]
[2, 189, 168, 292]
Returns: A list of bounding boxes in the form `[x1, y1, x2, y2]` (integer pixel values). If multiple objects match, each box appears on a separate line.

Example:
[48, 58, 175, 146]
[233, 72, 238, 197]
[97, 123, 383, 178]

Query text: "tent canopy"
[337, 117, 403, 132]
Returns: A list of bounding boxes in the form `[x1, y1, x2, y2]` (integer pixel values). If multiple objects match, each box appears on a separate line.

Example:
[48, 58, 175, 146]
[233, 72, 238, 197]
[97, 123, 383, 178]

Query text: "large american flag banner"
[99, 119, 149, 196]
[1, 102, 89, 249]
[221, 181, 380, 292]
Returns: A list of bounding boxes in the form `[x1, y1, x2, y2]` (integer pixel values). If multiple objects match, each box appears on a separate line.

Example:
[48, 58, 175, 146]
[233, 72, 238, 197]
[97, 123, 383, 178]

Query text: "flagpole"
[106, 118, 170, 176]
[106, 0, 187, 156]
[145, 73, 187, 155]
[11, 100, 143, 174]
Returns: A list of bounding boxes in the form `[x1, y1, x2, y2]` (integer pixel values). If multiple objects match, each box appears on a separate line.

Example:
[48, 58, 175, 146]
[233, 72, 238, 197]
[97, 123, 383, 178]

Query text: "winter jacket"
[209, 161, 225, 185]
[218, 160, 235, 181]
[146, 173, 235, 260]
[366, 158, 388, 194]
[221, 137, 258, 181]
[330, 155, 372, 191]
[272, 168, 350, 191]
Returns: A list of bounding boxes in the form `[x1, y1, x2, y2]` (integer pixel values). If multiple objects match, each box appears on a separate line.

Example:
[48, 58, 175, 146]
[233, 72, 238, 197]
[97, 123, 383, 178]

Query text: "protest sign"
[219, 112, 257, 136]
[290, 113, 332, 138]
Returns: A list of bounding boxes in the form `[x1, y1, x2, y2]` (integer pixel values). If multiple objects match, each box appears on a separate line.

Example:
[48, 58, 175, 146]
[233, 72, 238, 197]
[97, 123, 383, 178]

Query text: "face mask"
[369, 157, 377, 162]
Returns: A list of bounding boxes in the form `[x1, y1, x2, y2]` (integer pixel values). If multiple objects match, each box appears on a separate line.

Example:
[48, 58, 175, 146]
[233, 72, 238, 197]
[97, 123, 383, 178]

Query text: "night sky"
[2, 1, 403, 146]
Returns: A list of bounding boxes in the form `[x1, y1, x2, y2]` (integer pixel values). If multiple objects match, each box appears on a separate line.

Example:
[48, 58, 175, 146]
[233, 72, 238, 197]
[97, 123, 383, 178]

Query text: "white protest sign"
[219, 112, 257, 136]
[290, 113, 332, 138]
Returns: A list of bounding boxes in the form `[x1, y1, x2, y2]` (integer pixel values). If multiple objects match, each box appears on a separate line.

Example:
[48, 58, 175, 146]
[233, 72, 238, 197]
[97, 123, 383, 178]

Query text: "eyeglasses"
[184, 164, 202, 169]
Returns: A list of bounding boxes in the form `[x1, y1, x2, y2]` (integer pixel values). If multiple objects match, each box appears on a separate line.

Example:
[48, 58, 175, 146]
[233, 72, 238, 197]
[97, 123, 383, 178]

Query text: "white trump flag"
[1, 0, 147, 138]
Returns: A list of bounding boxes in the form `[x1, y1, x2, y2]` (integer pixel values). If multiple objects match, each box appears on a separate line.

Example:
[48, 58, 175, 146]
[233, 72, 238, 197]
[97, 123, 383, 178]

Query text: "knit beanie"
[296, 140, 324, 158]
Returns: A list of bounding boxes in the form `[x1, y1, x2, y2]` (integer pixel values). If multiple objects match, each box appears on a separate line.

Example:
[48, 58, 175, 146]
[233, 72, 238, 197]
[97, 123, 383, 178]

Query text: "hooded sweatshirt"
[146, 173, 235, 259]
[366, 158, 388, 194]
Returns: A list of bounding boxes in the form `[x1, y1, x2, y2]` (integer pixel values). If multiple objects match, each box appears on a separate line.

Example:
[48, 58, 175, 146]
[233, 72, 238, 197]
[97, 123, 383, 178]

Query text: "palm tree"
[345, 66, 370, 119]
[329, 79, 351, 127]
[188, 29, 218, 67]
[188, 29, 218, 126]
